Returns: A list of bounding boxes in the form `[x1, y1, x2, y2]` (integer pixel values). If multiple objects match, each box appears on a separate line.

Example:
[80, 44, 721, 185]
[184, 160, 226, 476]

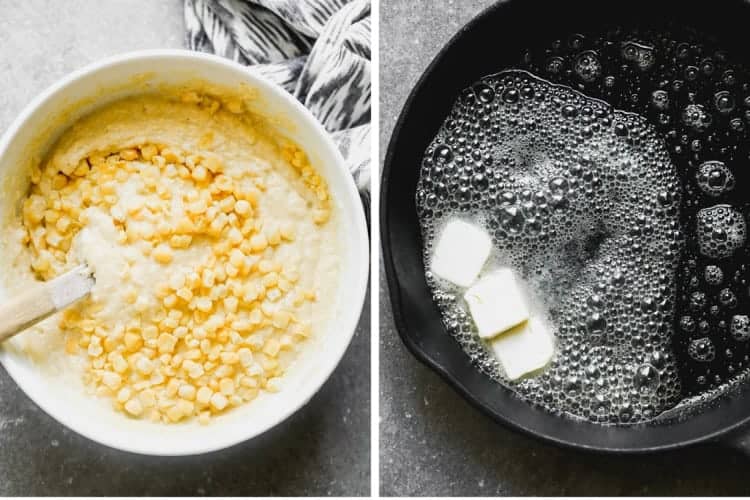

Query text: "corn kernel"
[196, 386, 212, 405]
[140, 389, 156, 408]
[102, 371, 122, 390]
[170, 234, 192, 249]
[196, 297, 212, 313]
[116, 387, 131, 403]
[249, 233, 268, 252]
[178, 384, 197, 401]
[124, 398, 144, 417]
[280, 223, 295, 241]
[136, 356, 154, 375]
[191, 165, 208, 182]
[176, 287, 193, 302]
[234, 199, 251, 216]
[210, 392, 228, 411]
[219, 378, 235, 396]
[166, 405, 185, 422]
[120, 148, 139, 161]
[157, 333, 177, 354]
[263, 339, 281, 357]
[153, 244, 173, 264]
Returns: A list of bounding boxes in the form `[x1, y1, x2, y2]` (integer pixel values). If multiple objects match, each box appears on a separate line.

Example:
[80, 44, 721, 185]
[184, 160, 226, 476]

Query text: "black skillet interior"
[382, 0, 750, 452]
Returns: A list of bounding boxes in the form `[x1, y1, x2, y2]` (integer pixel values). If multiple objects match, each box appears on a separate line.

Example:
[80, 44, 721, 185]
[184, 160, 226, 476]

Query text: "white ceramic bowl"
[0, 50, 369, 455]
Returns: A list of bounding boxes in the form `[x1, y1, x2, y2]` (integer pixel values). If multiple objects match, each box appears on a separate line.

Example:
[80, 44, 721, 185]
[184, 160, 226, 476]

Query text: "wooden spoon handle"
[0, 265, 93, 343]
[0, 286, 57, 342]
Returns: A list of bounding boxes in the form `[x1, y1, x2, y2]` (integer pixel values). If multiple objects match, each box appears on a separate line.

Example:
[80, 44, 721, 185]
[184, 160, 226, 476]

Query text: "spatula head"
[49, 264, 95, 310]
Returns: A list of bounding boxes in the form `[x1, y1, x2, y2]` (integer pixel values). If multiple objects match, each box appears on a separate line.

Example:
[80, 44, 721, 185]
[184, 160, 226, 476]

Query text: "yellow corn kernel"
[112, 354, 129, 373]
[191, 165, 209, 182]
[203, 156, 223, 174]
[157, 333, 177, 354]
[240, 376, 258, 388]
[135, 356, 155, 375]
[266, 378, 282, 393]
[292, 323, 312, 339]
[234, 199, 251, 216]
[279, 334, 294, 350]
[263, 339, 280, 357]
[272, 311, 292, 329]
[55, 216, 72, 234]
[226, 98, 243, 114]
[224, 262, 239, 279]
[219, 378, 235, 396]
[186, 271, 201, 289]
[200, 269, 215, 289]
[248, 309, 263, 325]
[262, 273, 279, 289]
[229, 248, 245, 268]
[101, 371, 122, 390]
[153, 244, 173, 264]
[250, 260, 267, 275]
[178, 384, 197, 401]
[176, 287, 193, 302]
[124, 398, 144, 417]
[64, 336, 78, 354]
[223, 296, 238, 314]
[166, 378, 181, 398]
[187, 361, 205, 379]
[140, 389, 157, 408]
[116, 387, 132, 403]
[120, 148, 139, 161]
[124, 332, 142, 352]
[123, 287, 137, 304]
[177, 399, 195, 416]
[166, 405, 185, 422]
[161, 148, 180, 163]
[163, 294, 178, 308]
[209, 216, 227, 236]
[249, 233, 268, 252]
[196, 386, 212, 405]
[218, 350, 239, 364]
[195, 297, 212, 313]
[140, 144, 158, 160]
[280, 223, 295, 241]
[313, 209, 330, 224]
[210, 392, 228, 411]
[199, 411, 211, 425]
[170, 234, 192, 249]
[169, 274, 186, 291]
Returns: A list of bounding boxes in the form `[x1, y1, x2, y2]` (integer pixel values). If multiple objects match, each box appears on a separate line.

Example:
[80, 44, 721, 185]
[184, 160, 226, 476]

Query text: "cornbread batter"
[6, 89, 340, 424]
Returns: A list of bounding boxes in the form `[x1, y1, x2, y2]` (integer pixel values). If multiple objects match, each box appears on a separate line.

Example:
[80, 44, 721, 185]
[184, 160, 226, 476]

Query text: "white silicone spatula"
[0, 264, 94, 342]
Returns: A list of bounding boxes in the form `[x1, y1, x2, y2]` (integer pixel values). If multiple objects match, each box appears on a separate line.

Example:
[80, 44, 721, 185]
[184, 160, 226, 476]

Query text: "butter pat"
[464, 268, 529, 338]
[430, 219, 491, 287]
[490, 318, 554, 380]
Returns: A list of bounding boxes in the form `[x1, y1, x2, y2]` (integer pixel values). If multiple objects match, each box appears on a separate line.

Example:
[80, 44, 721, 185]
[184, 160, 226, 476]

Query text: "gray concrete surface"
[379, 0, 750, 496]
[0, 1, 369, 496]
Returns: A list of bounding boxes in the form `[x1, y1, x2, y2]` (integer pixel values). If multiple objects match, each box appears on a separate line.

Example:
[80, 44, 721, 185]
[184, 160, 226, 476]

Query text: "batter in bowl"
[4, 88, 340, 424]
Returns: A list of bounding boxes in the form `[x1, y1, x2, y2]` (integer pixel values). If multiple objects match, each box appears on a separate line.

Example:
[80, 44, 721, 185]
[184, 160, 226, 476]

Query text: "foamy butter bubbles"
[417, 70, 684, 424]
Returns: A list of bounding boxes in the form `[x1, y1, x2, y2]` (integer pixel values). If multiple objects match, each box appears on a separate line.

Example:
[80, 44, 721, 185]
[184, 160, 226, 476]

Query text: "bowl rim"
[0, 49, 369, 456]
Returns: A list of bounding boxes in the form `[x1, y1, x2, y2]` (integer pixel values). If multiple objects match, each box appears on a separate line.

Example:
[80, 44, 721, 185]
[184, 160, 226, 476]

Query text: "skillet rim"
[380, 0, 750, 453]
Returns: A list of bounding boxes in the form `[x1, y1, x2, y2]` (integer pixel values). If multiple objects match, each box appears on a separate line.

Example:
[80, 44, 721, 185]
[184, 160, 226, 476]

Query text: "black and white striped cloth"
[184, 0, 371, 209]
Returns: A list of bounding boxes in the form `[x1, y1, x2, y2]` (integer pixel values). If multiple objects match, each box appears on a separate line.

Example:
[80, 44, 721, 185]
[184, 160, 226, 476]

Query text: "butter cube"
[490, 318, 554, 380]
[464, 268, 528, 338]
[430, 219, 491, 287]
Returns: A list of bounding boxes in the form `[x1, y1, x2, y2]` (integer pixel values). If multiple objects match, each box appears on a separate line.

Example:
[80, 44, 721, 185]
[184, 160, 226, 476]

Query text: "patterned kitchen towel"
[184, 0, 371, 211]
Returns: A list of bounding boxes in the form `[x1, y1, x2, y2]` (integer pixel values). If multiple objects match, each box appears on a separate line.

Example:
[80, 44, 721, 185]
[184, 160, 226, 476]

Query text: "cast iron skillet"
[381, 0, 750, 453]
